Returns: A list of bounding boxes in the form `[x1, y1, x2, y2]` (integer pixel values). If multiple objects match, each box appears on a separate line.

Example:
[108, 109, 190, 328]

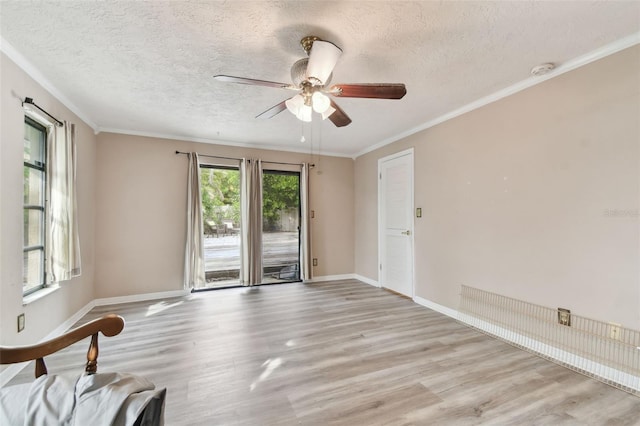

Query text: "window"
[23, 117, 47, 295]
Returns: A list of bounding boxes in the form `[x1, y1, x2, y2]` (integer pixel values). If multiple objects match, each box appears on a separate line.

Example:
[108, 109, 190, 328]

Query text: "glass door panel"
[262, 171, 301, 283]
[200, 166, 241, 288]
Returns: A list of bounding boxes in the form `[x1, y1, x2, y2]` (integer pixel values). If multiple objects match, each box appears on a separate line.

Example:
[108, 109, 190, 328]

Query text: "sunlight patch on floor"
[146, 301, 184, 317]
[250, 357, 282, 391]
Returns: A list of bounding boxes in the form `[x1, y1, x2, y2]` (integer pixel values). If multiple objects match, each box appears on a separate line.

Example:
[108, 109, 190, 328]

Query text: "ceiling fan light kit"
[214, 35, 407, 127]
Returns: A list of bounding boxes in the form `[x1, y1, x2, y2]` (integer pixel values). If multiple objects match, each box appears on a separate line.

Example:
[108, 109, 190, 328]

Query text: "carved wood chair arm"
[0, 314, 125, 378]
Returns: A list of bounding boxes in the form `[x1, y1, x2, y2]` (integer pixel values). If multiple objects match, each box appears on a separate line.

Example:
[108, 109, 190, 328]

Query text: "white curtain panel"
[46, 121, 81, 282]
[240, 160, 248, 284]
[240, 159, 263, 286]
[184, 152, 206, 289]
[300, 163, 312, 281]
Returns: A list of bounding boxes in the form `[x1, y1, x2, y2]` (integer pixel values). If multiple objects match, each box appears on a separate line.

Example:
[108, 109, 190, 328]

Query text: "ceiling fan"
[214, 35, 407, 127]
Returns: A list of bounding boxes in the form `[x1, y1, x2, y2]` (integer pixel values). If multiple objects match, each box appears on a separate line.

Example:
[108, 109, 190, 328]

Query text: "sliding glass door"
[262, 170, 301, 283]
[198, 165, 301, 288]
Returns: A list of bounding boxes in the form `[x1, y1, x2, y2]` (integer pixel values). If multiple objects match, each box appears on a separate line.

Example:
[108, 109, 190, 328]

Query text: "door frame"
[377, 148, 415, 297]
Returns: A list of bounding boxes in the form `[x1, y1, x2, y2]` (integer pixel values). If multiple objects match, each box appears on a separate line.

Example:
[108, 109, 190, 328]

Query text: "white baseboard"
[413, 295, 459, 319]
[0, 288, 190, 387]
[93, 289, 190, 306]
[310, 274, 356, 283]
[309, 273, 377, 284]
[354, 274, 380, 288]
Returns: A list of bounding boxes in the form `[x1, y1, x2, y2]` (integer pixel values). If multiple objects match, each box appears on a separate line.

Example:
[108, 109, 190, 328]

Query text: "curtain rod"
[23, 97, 63, 127]
[175, 150, 314, 168]
[175, 150, 240, 162]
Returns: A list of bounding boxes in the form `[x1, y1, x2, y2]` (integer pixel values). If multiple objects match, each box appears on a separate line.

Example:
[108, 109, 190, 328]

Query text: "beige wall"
[0, 53, 97, 345]
[94, 133, 354, 298]
[355, 45, 640, 329]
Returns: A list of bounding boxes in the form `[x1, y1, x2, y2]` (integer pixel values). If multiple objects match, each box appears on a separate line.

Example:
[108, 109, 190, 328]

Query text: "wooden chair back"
[0, 314, 124, 378]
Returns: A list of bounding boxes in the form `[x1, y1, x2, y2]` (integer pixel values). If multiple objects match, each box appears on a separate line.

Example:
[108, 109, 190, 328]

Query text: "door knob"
[401, 230, 411, 236]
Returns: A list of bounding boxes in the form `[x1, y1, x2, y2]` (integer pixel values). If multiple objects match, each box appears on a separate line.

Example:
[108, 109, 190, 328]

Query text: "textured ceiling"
[1, 1, 639, 157]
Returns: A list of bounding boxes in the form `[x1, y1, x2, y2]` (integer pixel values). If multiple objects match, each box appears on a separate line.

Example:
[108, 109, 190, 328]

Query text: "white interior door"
[378, 149, 414, 297]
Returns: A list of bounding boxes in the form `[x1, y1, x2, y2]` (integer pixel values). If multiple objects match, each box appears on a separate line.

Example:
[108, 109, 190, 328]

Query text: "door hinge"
[379, 172, 382, 180]
[379, 264, 382, 270]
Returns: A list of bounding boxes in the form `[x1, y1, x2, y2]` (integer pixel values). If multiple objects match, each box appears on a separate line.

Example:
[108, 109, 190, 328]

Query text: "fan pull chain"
[316, 117, 322, 170]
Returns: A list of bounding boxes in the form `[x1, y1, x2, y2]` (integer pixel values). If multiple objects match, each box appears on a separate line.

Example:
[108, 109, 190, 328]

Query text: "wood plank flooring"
[8, 280, 640, 425]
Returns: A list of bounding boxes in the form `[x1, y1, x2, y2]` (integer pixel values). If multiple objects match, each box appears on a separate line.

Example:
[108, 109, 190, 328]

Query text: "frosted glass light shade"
[297, 105, 312, 122]
[285, 94, 305, 115]
[311, 92, 331, 113]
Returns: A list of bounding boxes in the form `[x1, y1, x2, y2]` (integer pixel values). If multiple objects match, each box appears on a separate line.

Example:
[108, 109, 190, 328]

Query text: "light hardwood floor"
[9, 280, 640, 425]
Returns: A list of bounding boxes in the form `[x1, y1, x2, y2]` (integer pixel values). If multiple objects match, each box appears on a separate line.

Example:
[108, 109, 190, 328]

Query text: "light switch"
[17, 313, 25, 332]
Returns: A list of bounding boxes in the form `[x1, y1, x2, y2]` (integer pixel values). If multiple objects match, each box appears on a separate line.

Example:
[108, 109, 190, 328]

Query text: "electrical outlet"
[17, 313, 25, 332]
[609, 323, 622, 341]
[313, 258, 318, 266]
[557, 308, 571, 326]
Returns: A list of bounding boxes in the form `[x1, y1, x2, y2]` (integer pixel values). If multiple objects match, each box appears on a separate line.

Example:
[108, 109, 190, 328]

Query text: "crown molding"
[353, 32, 640, 159]
[97, 127, 353, 158]
[0, 36, 99, 132]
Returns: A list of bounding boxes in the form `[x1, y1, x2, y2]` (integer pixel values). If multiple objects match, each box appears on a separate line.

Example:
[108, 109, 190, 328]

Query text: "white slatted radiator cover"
[458, 285, 640, 395]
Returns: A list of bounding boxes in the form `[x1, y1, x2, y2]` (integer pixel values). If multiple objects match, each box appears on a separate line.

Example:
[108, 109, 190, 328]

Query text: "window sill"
[23, 284, 60, 306]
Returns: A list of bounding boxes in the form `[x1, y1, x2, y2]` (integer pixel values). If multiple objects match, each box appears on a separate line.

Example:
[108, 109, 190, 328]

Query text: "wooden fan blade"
[256, 100, 288, 119]
[329, 83, 407, 99]
[214, 75, 297, 90]
[328, 100, 352, 127]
